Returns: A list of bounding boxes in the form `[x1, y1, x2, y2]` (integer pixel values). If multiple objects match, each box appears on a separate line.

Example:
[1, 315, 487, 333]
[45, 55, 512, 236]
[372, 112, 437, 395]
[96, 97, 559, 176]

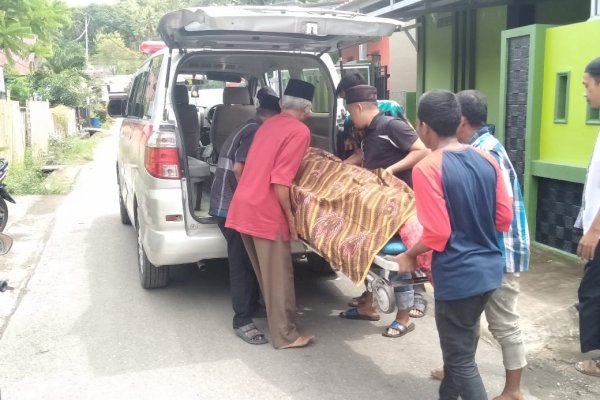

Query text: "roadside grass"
[5, 133, 106, 195]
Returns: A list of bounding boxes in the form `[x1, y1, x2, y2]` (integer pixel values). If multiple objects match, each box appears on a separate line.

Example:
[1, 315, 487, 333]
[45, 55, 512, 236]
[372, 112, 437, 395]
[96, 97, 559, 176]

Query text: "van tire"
[119, 190, 131, 225]
[137, 221, 169, 289]
[306, 252, 336, 276]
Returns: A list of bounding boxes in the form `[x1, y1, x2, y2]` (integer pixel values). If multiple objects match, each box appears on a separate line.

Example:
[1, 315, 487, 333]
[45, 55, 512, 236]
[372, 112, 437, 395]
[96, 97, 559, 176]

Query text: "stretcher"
[302, 237, 429, 314]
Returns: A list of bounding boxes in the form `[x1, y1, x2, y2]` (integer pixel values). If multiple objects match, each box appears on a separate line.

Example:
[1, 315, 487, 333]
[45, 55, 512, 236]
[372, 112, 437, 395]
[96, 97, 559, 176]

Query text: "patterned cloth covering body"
[291, 148, 430, 285]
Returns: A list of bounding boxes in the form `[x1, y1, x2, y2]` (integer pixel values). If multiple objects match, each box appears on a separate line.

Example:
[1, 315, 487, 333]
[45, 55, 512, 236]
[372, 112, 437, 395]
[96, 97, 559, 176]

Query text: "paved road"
[0, 130, 563, 400]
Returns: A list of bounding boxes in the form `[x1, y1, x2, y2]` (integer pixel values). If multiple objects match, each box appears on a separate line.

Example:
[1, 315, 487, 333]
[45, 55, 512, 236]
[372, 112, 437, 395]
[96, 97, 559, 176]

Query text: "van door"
[120, 60, 152, 216]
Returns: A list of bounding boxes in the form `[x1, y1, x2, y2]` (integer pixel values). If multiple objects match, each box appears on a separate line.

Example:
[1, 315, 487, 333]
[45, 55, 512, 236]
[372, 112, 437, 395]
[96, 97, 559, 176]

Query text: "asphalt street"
[0, 129, 588, 400]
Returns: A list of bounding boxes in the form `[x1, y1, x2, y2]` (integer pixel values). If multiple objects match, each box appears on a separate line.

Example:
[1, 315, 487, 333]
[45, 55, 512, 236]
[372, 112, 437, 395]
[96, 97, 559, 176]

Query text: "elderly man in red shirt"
[226, 79, 315, 349]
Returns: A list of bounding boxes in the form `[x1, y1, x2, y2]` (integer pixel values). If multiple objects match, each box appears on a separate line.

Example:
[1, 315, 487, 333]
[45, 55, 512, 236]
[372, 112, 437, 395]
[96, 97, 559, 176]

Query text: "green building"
[334, 0, 600, 257]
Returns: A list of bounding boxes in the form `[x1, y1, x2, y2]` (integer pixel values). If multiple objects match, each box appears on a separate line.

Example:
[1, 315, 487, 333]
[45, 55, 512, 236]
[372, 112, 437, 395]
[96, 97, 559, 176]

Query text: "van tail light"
[144, 126, 181, 179]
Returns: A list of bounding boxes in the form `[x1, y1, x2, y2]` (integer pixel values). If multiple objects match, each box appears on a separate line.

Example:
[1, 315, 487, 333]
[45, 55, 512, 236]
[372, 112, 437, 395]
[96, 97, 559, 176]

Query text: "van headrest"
[174, 85, 189, 105]
[223, 87, 251, 105]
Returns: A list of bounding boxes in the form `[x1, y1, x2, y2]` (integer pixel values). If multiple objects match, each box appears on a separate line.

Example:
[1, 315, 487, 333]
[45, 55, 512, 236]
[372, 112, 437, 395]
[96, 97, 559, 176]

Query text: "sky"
[65, 0, 117, 6]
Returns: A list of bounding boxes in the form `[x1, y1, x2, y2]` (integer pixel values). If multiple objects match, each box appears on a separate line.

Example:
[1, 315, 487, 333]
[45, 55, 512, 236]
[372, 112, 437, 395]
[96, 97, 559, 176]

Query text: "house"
[333, 0, 600, 257]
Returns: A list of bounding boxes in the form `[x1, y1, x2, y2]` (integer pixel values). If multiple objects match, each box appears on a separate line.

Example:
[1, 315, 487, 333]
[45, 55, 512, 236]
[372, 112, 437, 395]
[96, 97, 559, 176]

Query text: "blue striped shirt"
[469, 126, 530, 273]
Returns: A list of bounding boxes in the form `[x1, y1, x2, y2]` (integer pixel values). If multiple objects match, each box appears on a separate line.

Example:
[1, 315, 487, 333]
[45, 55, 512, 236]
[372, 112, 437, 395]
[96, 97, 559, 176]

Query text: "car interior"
[172, 52, 338, 221]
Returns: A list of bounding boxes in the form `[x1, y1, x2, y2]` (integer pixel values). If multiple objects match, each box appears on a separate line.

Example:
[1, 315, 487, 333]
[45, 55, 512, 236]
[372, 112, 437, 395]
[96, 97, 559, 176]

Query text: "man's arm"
[343, 148, 363, 166]
[273, 184, 298, 241]
[232, 162, 244, 182]
[578, 210, 600, 260]
[385, 139, 429, 175]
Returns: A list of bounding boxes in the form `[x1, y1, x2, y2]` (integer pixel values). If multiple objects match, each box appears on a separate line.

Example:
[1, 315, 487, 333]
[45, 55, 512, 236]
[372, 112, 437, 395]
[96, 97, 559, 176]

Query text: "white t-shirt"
[580, 130, 600, 234]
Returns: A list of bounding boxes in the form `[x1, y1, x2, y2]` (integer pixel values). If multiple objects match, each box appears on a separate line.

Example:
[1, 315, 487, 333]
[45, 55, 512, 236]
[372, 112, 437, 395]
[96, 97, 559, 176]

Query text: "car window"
[266, 68, 330, 114]
[302, 67, 330, 114]
[126, 60, 151, 119]
[143, 56, 163, 119]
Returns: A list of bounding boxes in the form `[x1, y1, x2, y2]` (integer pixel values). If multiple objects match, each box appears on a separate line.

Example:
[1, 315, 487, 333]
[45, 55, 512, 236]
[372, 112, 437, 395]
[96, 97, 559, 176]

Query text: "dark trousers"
[435, 290, 494, 400]
[578, 244, 600, 353]
[216, 217, 260, 329]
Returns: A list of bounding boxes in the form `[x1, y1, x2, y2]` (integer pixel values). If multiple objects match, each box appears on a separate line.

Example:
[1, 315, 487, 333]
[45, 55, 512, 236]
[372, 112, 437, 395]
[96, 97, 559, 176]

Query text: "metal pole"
[85, 15, 89, 66]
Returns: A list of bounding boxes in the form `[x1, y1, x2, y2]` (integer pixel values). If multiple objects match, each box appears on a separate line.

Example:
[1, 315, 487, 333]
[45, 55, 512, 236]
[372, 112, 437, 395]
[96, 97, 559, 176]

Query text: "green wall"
[475, 6, 507, 126]
[423, 14, 453, 90]
[539, 20, 600, 167]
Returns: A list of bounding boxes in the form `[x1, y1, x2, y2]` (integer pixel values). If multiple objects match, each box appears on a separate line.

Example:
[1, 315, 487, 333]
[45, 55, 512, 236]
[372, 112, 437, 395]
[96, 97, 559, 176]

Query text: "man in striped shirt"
[431, 90, 530, 400]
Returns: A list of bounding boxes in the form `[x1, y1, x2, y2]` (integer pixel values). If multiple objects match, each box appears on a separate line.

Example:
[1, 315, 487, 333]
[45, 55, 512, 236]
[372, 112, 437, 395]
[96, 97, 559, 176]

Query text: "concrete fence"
[0, 99, 78, 163]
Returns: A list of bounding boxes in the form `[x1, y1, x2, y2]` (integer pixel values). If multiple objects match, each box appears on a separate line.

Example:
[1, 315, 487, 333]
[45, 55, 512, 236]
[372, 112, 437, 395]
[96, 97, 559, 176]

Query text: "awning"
[330, 0, 547, 20]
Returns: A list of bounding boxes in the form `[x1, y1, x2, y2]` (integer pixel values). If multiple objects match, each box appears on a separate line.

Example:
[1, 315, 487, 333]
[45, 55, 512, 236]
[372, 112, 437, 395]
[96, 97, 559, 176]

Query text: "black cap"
[336, 73, 367, 97]
[585, 57, 600, 76]
[345, 85, 378, 104]
[284, 79, 315, 102]
[258, 94, 281, 113]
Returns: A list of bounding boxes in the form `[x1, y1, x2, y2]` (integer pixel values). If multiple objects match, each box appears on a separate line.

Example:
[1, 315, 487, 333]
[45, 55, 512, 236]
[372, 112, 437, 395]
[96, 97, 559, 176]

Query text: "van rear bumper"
[143, 225, 227, 266]
[142, 225, 309, 267]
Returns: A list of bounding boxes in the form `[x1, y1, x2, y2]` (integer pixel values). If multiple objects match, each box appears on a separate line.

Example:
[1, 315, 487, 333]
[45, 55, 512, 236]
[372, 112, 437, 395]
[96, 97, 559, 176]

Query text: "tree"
[62, 5, 136, 52]
[0, 0, 70, 62]
[43, 41, 86, 74]
[29, 69, 88, 107]
[91, 32, 144, 74]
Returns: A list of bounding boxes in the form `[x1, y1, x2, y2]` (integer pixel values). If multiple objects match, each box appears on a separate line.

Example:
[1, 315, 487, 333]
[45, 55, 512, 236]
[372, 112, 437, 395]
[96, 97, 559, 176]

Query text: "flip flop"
[382, 320, 415, 338]
[575, 358, 600, 377]
[339, 307, 380, 321]
[234, 323, 268, 345]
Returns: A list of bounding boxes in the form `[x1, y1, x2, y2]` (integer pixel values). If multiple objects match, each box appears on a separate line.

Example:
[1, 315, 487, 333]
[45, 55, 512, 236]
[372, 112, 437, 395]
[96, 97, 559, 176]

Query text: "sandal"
[348, 291, 368, 307]
[339, 307, 380, 321]
[575, 358, 600, 377]
[409, 297, 428, 318]
[382, 320, 415, 338]
[234, 323, 268, 345]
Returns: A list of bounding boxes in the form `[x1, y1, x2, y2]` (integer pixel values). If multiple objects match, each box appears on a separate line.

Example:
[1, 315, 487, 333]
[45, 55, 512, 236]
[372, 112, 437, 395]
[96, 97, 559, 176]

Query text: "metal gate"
[374, 66, 389, 100]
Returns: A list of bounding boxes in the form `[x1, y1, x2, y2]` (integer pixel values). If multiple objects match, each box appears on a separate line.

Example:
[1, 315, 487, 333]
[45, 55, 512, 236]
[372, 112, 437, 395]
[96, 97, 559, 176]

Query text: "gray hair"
[281, 95, 311, 111]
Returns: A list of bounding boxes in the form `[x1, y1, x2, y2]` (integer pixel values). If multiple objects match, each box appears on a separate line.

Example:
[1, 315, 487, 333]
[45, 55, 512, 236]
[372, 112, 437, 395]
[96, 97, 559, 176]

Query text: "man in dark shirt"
[209, 93, 280, 345]
[339, 85, 428, 338]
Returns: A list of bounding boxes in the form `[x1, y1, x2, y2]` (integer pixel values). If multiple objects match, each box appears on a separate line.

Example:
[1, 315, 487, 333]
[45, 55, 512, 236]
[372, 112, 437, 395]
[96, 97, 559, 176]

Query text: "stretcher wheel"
[371, 278, 395, 314]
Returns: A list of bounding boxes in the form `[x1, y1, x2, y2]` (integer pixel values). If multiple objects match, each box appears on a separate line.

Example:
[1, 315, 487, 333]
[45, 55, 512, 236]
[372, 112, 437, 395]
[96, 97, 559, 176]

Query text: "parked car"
[106, 6, 399, 288]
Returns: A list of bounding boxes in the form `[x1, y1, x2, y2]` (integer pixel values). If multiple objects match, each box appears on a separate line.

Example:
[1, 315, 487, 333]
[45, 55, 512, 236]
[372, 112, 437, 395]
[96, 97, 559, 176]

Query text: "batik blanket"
[291, 147, 422, 285]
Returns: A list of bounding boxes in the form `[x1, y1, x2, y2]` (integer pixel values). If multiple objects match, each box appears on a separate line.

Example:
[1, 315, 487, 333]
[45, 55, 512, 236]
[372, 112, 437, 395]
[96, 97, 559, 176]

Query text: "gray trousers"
[241, 234, 300, 349]
[436, 290, 494, 400]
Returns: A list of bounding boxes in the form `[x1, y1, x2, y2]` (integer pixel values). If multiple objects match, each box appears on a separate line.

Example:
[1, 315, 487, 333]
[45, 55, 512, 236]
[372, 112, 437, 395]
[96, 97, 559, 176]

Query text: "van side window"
[302, 67, 330, 113]
[144, 56, 163, 119]
[126, 61, 151, 119]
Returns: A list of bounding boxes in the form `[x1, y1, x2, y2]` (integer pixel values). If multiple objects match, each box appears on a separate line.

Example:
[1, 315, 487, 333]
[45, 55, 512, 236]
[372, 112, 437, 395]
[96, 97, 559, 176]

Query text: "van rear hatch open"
[158, 6, 401, 53]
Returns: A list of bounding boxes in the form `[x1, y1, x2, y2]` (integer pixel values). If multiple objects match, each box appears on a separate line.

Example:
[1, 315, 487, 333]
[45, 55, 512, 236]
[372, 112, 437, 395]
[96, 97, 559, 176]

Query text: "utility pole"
[85, 15, 89, 66]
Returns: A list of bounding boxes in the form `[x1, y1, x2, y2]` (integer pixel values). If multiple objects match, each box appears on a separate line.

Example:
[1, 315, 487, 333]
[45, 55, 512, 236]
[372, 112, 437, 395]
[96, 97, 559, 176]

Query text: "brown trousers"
[241, 234, 299, 348]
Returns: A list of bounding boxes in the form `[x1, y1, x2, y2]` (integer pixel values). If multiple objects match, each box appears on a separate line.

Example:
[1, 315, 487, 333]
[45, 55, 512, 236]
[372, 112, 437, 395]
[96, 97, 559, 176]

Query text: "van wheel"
[306, 253, 336, 276]
[137, 222, 169, 288]
[118, 189, 131, 225]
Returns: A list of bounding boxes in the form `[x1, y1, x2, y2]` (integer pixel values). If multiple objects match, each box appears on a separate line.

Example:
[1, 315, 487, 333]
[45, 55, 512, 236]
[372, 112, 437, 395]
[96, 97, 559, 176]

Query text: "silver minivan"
[107, 6, 399, 288]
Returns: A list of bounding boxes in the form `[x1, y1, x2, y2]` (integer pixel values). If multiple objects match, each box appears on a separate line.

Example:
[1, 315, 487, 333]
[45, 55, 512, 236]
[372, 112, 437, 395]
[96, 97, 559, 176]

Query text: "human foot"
[382, 320, 415, 338]
[492, 392, 524, 400]
[339, 308, 380, 321]
[348, 291, 368, 307]
[278, 335, 314, 349]
[575, 358, 600, 377]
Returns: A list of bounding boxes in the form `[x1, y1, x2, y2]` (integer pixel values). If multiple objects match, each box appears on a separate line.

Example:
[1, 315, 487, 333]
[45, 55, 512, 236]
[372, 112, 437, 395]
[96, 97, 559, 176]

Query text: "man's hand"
[288, 215, 299, 241]
[394, 252, 418, 273]
[578, 229, 600, 261]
